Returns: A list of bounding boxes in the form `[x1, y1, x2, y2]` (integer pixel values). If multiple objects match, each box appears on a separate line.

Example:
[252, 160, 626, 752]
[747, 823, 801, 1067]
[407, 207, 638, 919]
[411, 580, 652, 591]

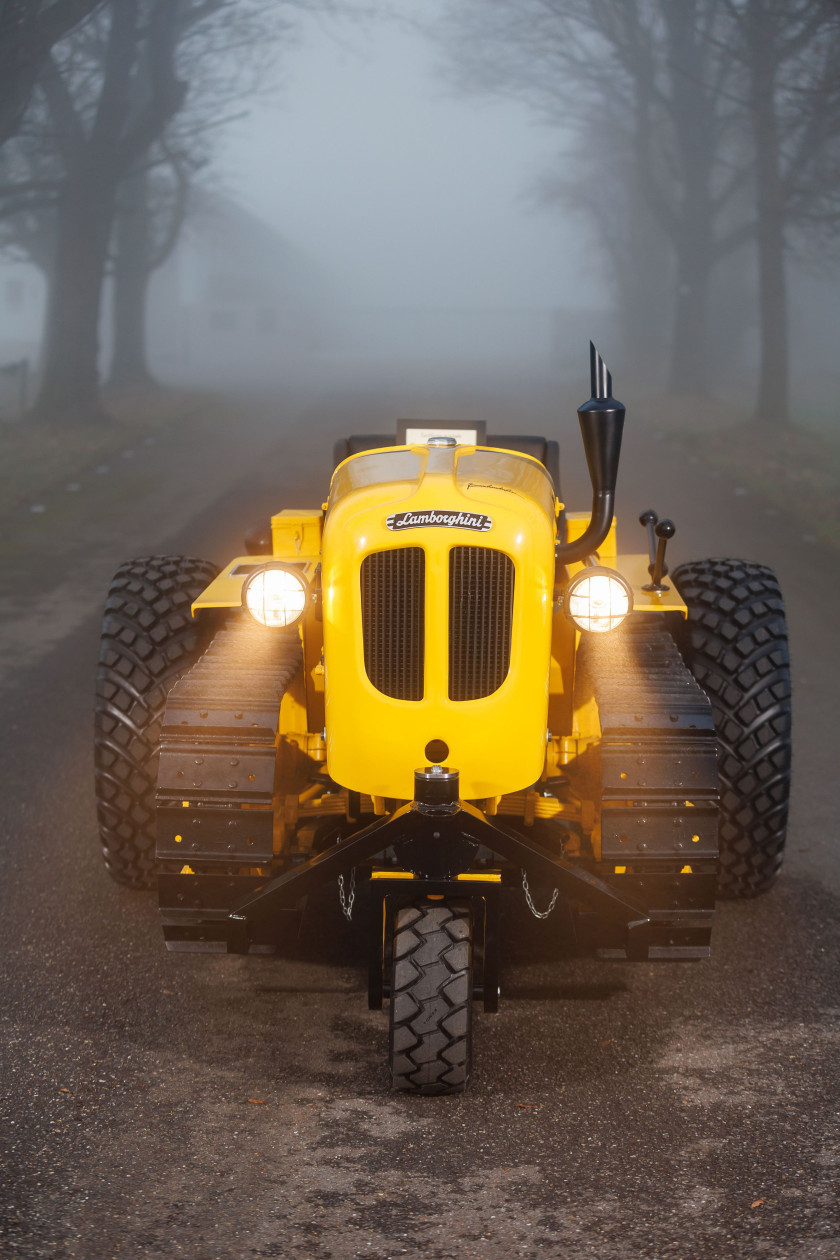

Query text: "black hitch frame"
[367, 876, 502, 1014]
[227, 800, 653, 959]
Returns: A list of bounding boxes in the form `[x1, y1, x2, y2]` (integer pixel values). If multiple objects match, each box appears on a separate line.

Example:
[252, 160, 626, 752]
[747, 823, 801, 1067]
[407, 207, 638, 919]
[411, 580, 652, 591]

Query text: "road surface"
[1, 373, 838, 1259]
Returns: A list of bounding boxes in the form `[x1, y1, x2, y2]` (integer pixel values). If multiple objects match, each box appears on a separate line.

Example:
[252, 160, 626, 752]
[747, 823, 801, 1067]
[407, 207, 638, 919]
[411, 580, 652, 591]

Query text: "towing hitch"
[223, 769, 653, 960]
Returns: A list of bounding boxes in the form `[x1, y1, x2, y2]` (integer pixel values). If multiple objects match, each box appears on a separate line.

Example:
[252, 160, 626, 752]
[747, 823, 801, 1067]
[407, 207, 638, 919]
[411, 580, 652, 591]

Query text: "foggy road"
[2, 380, 839, 1260]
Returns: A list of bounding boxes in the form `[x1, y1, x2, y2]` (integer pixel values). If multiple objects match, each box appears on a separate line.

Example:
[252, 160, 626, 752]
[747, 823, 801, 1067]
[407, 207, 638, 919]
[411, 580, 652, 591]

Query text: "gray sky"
[219, 7, 595, 310]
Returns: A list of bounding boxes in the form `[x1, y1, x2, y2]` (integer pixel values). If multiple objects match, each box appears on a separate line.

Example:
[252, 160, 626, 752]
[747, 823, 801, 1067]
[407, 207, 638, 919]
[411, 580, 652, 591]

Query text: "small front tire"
[389, 899, 473, 1095]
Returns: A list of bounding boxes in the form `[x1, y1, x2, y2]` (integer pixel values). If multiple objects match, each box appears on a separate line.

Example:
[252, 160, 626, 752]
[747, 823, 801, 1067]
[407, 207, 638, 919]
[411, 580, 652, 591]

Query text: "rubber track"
[94, 556, 219, 888]
[673, 559, 791, 897]
[390, 900, 473, 1095]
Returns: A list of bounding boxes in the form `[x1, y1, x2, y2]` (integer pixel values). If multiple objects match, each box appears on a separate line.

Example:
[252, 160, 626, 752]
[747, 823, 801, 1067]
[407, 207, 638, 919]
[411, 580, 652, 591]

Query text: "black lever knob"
[645, 517, 675, 590]
[639, 509, 658, 569]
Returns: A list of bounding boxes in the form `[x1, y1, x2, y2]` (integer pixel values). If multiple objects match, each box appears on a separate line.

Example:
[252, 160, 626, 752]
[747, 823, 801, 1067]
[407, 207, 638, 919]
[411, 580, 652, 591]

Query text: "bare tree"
[0, 0, 307, 419]
[438, 0, 840, 418]
[108, 156, 191, 388]
[107, 0, 295, 388]
[0, 0, 105, 147]
[31, 1, 197, 421]
[438, 0, 752, 394]
[721, 0, 840, 424]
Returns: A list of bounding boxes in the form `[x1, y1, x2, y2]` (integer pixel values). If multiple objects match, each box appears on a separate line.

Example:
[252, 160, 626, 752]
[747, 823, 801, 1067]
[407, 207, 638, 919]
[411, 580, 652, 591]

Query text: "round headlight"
[243, 565, 308, 628]
[565, 567, 633, 633]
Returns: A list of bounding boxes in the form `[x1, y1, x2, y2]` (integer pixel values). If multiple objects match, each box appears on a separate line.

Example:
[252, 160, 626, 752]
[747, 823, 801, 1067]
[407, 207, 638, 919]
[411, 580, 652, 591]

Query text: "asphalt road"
[1, 371, 839, 1259]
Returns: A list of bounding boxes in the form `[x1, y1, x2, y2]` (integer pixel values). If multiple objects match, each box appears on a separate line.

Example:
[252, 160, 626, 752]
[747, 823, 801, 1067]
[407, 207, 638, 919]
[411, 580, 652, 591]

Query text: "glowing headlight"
[566, 567, 633, 633]
[243, 565, 308, 628]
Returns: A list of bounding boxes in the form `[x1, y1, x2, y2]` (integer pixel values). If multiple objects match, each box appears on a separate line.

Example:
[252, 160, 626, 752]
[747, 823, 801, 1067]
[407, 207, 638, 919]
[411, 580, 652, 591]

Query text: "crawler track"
[155, 619, 301, 951]
[579, 620, 719, 957]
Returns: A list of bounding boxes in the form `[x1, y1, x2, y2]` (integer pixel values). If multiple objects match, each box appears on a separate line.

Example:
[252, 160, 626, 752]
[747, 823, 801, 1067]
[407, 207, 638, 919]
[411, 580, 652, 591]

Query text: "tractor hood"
[321, 445, 557, 800]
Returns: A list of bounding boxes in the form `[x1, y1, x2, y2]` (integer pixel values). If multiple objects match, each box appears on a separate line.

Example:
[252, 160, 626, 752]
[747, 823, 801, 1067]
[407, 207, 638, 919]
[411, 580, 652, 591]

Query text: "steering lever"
[639, 509, 675, 592]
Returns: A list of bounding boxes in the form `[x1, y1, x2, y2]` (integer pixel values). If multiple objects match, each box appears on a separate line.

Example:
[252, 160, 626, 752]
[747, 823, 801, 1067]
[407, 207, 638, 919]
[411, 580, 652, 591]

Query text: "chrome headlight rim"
[241, 562, 309, 629]
[564, 565, 633, 634]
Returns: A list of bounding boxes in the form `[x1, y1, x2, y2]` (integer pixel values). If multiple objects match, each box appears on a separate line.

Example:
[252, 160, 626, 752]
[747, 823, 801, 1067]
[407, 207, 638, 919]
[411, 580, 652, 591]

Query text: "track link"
[579, 619, 719, 957]
[156, 618, 301, 951]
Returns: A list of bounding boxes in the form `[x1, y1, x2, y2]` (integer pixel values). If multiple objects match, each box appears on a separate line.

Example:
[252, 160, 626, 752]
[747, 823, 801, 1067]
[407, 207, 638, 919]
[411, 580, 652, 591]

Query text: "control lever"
[638, 509, 675, 592]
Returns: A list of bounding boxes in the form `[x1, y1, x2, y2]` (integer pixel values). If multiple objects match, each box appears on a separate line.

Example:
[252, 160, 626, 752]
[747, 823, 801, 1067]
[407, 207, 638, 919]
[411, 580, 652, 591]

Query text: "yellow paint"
[457, 872, 502, 883]
[310, 658, 325, 691]
[565, 511, 617, 560]
[174, 835, 182, 844]
[180, 864, 195, 875]
[177, 440, 687, 838]
[191, 556, 320, 614]
[612, 554, 688, 615]
[496, 793, 577, 821]
[614, 865, 627, 874]
[680, 864, 694, 873]
[322, 445, 556, 799]
[301, 606, 325, 734]
[181, 800, 189, 808]
[573, 692, 602, 741]
[597, 555, 685, 614]
[270, 509, 323, 559]
[279, 676, 308, 743]
[561, 515, 686, 616]
[370, 870, 415, 880]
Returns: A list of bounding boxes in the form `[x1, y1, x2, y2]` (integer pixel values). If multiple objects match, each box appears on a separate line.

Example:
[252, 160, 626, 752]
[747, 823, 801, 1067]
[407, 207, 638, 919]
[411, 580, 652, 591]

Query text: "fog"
[0, 0, 838, 431]
[145, 3, 840, 419]
[173, 9, 607, 391]
[219, 14, 587, 310]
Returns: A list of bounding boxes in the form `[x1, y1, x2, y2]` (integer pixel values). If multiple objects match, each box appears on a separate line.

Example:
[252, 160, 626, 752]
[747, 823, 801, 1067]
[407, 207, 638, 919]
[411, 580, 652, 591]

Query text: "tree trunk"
[109, 166, 155, 389]
[750, 15, 789, 426]
[35, 171, 116, 423]
[662, 1, 715, 397]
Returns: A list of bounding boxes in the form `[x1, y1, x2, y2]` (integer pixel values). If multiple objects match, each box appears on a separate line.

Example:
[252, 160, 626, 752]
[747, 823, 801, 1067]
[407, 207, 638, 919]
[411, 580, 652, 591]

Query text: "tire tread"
[673, 558, 791, 898]
[389, 900, 473, 1094]
[94, 555, 218, 888]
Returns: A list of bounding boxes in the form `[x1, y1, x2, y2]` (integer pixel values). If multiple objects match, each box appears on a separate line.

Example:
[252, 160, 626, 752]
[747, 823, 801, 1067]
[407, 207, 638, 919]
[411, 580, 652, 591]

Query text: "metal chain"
[338, 869, 356, 922]
[521, 870, 559, 920]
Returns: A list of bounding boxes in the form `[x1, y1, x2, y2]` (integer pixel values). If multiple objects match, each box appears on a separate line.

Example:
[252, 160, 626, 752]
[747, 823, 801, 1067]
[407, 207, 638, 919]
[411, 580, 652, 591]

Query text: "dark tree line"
[438, 0, 840, 425]
[0, 0, 295, 423]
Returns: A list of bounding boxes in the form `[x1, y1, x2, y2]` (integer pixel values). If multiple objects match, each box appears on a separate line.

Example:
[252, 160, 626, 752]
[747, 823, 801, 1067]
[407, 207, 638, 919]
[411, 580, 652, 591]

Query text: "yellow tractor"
[94, 346, 791, 1094]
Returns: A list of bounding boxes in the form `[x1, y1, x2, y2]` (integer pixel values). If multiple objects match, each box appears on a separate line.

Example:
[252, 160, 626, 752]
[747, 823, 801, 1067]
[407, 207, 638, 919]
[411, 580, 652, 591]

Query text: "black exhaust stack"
[555, 343, 625, 566]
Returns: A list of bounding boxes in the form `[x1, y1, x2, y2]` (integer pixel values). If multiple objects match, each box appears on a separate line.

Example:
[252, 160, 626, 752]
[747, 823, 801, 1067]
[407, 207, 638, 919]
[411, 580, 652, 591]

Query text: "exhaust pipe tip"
[555, 344, 625, 567]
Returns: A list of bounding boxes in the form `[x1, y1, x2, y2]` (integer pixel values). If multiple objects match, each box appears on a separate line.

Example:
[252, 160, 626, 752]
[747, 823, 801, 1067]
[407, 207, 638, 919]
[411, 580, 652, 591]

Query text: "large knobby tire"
[94, 556, 219, 888]
[389, 899, 473, 1095]
[672, 559, 791, 898]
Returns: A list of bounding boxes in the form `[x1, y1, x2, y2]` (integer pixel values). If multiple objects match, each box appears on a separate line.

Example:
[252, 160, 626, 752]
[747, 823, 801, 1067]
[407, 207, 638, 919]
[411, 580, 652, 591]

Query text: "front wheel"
[673, 558, 792, 898]
[389, 899, 473, 1094]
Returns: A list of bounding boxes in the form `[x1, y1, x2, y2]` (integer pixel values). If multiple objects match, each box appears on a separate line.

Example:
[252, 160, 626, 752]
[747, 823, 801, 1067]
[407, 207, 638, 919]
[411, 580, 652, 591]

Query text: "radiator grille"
[449, 547, 514, 701]
[361, 548, 425, 700]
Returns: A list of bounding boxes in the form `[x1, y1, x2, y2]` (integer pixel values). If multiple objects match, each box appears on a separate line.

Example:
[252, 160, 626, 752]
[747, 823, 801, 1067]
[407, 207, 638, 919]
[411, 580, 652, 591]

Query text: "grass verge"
[0, 387, 207, 518]
[640, 395, 840, 550]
